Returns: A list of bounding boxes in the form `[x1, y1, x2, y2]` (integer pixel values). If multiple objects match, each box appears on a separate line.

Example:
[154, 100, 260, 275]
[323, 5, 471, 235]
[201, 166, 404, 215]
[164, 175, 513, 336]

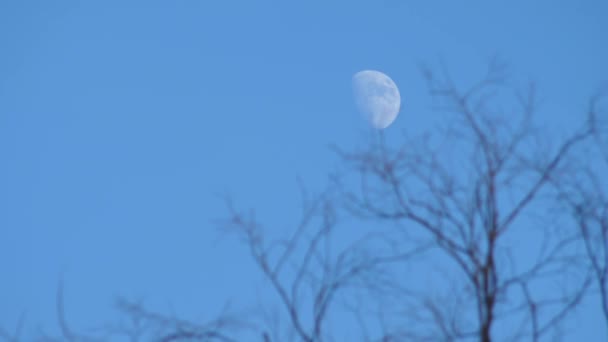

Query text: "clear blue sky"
[1, 0, 607, 340]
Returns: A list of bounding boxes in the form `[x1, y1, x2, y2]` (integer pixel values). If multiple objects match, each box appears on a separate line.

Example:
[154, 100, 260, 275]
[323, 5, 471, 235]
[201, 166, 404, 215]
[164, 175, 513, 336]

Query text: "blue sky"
[1, 0, 607, 340]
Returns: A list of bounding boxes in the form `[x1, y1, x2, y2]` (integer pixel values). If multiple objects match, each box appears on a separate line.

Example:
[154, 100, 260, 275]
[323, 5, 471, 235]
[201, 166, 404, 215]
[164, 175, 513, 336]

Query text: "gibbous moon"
[352, 70, 401, 129]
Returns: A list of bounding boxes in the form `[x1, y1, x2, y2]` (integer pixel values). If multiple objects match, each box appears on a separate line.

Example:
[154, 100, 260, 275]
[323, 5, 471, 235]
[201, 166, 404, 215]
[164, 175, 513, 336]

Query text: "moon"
[352, 70, 401, 129]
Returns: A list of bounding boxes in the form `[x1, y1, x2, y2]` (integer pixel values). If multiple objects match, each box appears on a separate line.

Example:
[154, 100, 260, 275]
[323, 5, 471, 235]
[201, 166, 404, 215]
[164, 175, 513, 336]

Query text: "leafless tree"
[219, 184, 432, 341]
[30, 282, 246, 342]
[551, 94, 608, 330]
[333, 60, 596, 341]
[4, 61, 605, 342]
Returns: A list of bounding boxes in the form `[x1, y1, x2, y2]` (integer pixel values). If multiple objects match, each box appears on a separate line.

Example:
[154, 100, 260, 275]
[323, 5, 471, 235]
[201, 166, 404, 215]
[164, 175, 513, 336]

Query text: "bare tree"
[552, 94, 608, 330]
[110, 298, 247, 342]
[219, 185, 431, 341]
[333, 60, 595, 341]
[4, 62, 605, 342]
[31, 282, 246, 342]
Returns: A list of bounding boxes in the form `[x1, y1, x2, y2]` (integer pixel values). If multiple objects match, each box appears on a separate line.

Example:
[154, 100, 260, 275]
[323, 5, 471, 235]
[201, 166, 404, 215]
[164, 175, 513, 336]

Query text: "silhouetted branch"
[221, 185, 429, 341]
